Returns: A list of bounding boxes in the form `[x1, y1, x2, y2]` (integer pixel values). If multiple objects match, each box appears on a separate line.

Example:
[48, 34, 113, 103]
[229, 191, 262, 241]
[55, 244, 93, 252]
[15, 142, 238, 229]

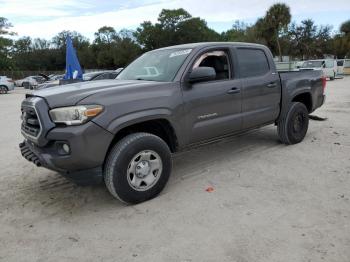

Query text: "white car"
[299, 59, 337, 80]
[15, 76, 46, 88]
[0, 76, 15, 94]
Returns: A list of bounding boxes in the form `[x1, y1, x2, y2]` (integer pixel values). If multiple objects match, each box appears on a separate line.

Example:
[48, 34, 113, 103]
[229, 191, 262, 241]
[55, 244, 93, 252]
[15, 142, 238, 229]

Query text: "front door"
[182, 49, 242, 144]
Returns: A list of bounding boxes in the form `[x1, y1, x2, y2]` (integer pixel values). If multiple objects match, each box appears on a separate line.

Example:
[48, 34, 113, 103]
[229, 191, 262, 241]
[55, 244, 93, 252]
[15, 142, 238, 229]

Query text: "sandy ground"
[0, 77, 349, 262]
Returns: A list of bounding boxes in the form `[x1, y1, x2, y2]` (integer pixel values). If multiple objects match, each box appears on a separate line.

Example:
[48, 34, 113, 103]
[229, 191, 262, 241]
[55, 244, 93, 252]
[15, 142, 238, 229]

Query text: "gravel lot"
[1, 77, 350, 262]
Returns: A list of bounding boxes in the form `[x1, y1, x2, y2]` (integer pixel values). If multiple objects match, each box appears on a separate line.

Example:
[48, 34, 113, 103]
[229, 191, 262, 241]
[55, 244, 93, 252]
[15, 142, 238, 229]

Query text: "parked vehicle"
[37, 71, 120, 90]
[343, 59, 350, 75]
[0, 76, 15, 94]
[15, 76, 47, 88]
[299, 59, 337, 80]
[19, 42, 326, 204]
[49, 74, 64, 81]
[82, 71, 119, 81]
[337, 59, 344, 75]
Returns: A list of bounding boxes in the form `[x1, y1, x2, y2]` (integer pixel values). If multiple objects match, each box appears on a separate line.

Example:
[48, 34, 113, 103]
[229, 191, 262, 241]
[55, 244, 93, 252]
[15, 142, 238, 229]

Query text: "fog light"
[62, 143, 70, 154]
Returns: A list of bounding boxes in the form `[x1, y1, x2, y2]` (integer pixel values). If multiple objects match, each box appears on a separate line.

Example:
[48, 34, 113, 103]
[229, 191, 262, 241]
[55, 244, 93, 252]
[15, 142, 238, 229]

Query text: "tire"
[104, 132, 172, 204]
[277, 102, 309, 145]
[0, 86, 8, 94]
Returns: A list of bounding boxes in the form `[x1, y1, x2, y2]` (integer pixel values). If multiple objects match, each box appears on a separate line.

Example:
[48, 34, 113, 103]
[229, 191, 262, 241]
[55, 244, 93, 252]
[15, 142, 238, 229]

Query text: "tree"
[134, 9, 220, 51]
[221, 21, 250, 42]
[0, 17, 16, 70]
[264, 3, 291, 61]
[340, 20, 350, 35]
[51, 30, 89, 49]
[32, 38, 50, 50]
[332, 20, 350, 58]
[288, 19, 333, 59]
[94, 26, 119, 44]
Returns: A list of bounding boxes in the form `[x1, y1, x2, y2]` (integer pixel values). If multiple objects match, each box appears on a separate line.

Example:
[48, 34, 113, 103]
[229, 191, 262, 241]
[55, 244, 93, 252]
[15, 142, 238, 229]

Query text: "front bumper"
[20, 121, 114, 181]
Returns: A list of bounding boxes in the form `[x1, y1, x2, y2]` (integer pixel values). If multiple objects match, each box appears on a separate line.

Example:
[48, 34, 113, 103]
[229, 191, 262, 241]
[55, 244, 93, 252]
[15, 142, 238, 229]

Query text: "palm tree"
[265, 3, 291, 61]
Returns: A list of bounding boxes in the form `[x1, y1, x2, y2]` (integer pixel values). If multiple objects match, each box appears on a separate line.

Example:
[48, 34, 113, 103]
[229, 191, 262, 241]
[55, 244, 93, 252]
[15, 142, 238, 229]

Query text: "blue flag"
[64, 36, 83, 80]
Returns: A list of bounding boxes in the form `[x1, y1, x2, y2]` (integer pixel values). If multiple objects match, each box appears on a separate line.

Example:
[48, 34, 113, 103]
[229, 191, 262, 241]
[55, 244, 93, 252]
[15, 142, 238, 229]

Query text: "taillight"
[322, 76, 326, 93]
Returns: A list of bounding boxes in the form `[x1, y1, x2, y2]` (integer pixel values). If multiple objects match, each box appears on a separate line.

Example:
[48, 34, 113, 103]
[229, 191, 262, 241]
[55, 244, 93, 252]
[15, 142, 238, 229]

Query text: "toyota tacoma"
[19, 42, 326, 203]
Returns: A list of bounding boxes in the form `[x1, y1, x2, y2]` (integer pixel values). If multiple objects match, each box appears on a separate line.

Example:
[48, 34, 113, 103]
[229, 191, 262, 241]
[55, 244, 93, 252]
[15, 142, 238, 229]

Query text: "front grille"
[21, 106, 41, 138]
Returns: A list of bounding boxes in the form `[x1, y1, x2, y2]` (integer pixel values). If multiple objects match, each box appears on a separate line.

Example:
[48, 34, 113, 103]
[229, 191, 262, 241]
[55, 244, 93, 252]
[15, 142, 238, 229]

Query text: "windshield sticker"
[169, 49, 192, 58]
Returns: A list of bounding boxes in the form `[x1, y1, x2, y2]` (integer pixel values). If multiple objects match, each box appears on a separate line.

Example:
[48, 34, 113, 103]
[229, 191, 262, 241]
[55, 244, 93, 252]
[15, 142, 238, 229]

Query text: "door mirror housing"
[189, 67, 216, 83]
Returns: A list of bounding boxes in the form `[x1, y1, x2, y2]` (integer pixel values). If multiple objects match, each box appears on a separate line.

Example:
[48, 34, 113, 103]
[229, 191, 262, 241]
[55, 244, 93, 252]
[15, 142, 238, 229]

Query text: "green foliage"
[259, 3, 291, 61]
[340, 20, 350, 35]
[1, 7, 350, 71]
[288, 19, 333, 59]
[134, 8, 220, 51]
[0, 17, 16, 70]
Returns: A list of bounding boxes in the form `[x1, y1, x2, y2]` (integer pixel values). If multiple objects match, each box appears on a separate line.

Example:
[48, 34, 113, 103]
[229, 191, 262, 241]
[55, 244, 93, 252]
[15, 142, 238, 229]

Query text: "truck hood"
[32, 79, 161, 108]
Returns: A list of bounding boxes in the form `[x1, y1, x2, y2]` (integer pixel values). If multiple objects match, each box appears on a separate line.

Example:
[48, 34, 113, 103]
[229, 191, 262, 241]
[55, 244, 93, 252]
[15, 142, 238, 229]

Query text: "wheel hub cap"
[136, 161, 151, 178]
[127, 150, 163, 191]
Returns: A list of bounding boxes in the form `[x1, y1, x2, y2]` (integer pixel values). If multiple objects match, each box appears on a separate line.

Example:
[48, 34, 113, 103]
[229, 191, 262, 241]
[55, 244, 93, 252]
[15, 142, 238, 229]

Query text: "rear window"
[337, 60, 344, 66]
[236, 48, 270, 78]
[302, 61, 323, 68]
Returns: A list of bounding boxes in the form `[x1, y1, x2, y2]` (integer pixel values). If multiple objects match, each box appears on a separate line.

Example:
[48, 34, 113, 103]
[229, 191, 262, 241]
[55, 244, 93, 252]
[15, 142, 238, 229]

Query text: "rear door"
[182, 48, 242, 144]
[235, 48, 281, 129]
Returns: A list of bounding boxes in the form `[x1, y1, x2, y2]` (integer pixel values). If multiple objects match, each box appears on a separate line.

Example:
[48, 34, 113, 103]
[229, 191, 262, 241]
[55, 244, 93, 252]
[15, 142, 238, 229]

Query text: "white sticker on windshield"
[169, 49, 192, 58]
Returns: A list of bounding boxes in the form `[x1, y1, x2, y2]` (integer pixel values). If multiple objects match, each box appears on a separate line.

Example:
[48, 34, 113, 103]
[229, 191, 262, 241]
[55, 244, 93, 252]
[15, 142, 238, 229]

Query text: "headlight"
[49, 105, 103, 126]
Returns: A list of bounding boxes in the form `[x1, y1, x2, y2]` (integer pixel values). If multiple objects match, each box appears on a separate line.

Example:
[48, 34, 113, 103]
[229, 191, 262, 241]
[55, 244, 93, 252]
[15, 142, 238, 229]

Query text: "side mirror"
[189, 67, 216, 83]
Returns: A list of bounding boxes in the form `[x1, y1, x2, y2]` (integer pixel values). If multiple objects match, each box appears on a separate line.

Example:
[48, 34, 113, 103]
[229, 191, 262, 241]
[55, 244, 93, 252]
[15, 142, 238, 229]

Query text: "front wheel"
[277, 102, 309, 145]
[104, 133, 172, 204]
[0, 86, 8, 94]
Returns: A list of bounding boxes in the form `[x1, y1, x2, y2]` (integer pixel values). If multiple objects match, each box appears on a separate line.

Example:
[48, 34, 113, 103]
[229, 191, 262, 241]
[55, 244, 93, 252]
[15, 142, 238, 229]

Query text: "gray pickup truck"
[20, 42, 326, 203]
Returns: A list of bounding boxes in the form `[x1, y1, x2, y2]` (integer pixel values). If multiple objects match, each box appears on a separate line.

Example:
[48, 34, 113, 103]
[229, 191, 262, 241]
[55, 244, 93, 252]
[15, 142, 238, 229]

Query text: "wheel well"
[292, 93, 312, 113]
[0, 85, 8, 90]
[108, 119, 178, 154]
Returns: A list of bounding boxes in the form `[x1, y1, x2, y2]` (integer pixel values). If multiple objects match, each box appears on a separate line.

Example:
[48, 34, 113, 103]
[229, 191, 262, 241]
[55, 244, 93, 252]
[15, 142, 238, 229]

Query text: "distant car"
[343, 59, 350, 75]
[299, 59, 337, 80]
[82, 71, 118, 81]
[15, 76, 46, 88]
[37, 71, 119, 90]
[0, 76, 15, 94]
[49, 74, 64, 81]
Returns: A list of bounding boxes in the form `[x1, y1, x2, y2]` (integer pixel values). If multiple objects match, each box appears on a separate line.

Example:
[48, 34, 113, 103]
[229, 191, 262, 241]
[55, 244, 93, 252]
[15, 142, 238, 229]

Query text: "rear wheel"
[104, 132, 172, 204]
[277, 102, 309, 145]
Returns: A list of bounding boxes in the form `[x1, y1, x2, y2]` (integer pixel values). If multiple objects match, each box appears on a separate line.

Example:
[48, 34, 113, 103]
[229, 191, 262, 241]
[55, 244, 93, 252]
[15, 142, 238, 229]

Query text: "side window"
[325, 60, 334, 68]
[193, 50, 231, 81]
[237, 48, 270, 78]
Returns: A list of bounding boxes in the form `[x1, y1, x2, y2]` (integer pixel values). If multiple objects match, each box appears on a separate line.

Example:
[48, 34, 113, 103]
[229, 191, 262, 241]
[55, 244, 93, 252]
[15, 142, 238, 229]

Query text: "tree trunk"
[276, 36, 282, 62]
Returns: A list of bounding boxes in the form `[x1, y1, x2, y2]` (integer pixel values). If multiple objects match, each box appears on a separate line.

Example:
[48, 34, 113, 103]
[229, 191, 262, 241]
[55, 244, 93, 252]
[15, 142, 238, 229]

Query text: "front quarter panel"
[78, 82, 186, 146]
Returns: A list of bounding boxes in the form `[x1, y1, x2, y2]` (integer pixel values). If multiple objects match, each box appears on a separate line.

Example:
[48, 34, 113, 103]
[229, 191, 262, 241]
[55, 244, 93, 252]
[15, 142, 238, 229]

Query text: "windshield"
[301, 61, 324, 68]
[117, 48, 192, 82]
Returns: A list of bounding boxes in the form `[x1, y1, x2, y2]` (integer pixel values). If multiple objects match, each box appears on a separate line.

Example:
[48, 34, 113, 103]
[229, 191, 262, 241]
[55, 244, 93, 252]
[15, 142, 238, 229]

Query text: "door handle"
[267, 82, 277, 88]
[227, 87, 241, 94]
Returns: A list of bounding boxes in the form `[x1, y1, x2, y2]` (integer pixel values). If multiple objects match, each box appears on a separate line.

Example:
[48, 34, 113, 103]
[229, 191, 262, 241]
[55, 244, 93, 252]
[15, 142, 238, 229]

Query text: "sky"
[2, 0, 350, 41]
